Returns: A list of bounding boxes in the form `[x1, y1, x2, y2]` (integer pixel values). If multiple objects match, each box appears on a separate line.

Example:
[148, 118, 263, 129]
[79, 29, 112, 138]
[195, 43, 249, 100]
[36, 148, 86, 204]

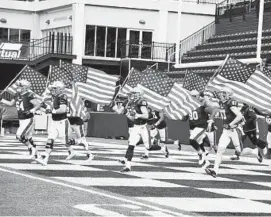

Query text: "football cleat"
[230, 155, 240, 161]
[120, 167, 131, 173]
[29, 147, 37, 160]
[257, 150, 263, 163]
[140, 155, 149, 160]
[117, 159, 126, 165]
[164, 146, 169, 158]
[66, 151, 76, 160]
[35, 157, 47, 166]
[202, 160, 210, 169]
[86, 153, 94, 161]
[205, 168, 217, 178]
[174, 140, 181, 151]
[198, 153, 204, 165]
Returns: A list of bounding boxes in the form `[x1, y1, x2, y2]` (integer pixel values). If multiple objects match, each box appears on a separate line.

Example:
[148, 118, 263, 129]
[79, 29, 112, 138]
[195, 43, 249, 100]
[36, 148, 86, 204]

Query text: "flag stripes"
[206, 58, 271, 114]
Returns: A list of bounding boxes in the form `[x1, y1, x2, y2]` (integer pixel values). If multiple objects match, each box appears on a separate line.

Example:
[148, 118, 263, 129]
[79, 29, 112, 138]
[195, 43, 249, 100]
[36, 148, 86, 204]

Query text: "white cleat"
[35, 158, 47, 166]
[202, 160, 210, 169]
[86, 153, 94, 161]
[66, 151, 77, 160]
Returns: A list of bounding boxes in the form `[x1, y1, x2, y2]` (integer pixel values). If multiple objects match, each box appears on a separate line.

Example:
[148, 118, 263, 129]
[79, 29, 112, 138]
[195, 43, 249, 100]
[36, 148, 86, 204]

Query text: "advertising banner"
[0, 42, 30, 60]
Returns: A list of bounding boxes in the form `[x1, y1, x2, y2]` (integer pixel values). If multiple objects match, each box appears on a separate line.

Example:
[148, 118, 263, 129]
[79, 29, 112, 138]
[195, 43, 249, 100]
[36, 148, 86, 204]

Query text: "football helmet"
[190, 89, 203, 101]
[50, 81, 65, 96]
[218, 87, 232, 103]
[128, 87, 144, 101]
[16, 79, 31, 94]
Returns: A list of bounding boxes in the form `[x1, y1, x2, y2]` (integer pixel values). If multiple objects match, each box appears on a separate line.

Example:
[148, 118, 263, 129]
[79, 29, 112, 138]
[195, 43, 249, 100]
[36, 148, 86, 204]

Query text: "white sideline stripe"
[53, 177, 184, 188]
[170, 167, 270, 176]
[0, 163, 104, 171]
[56, 160, 150, 167]
[252, 182, 271, 188]
[226, 164, 271, 171]
[136, 198, 271, 213]
[109, 156, 187, 163]
[0, 154, 32, 159]
[0, 167, 190, 217]
[127, 172, 237, 181]
[200, 189, 271, 200]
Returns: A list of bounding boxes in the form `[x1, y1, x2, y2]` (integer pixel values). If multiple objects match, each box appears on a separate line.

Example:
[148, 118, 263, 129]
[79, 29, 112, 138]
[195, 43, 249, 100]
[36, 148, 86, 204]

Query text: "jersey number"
[189, 111, 198, 120]
[16, 101, 24, 111]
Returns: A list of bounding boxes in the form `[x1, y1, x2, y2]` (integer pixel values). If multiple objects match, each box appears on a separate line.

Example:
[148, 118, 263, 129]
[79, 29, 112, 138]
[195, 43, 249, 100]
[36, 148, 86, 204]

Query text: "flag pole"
[210, 54, 230, 81]
[204, 55, 229, 91]
[175, 0, 183, 65]
[0, 65, 28, 95]
[113, 67, 134, 101]
[46, 65, 52, 87]
[256, 0, 264, 62]
[182, 69, 189, 87]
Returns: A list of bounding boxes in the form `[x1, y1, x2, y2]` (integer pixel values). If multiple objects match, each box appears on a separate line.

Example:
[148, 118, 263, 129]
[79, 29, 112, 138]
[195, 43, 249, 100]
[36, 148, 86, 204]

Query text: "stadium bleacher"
[167, 3, 271, 81]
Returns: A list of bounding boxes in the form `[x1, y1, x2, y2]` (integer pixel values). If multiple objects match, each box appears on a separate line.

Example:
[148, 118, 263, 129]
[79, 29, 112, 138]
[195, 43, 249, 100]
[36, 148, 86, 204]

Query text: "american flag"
[260, 66, 271, 79]
[49, 65, 73, 98]
[69, 83, 84, 117]
[7, 65, 47, 96]
[61, 61, 118, 105]
[137, 69, 173, 110]
[119, 68, 143, 96]
[164, 83, 201, 120]
[206, 57, 271, 114]
[183, 70, 209, 92]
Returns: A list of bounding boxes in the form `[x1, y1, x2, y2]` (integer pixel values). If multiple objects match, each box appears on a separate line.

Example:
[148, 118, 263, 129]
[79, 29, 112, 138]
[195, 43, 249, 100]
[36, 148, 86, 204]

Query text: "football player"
[116, 87, 151, 172]
[230, 104, 267, 162]
[185, 90, 218, 168]
[205, 87, 244, 178]
[142, 108, 169, 159]
[68, 96, 94, 161]
[35, 81, 76, 166]
[0, 80, 41, 159]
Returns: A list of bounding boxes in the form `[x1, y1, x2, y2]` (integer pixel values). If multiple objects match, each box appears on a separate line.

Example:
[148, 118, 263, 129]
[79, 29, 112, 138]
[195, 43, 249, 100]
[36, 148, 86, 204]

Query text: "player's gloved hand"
[150, 125, 156, 130]
[24, 110, 32, 116]
[45, 108, 52, 114]
[206, 120, 214, 132]
[52, 109, 56, 114]
[109, 101, 115, 108]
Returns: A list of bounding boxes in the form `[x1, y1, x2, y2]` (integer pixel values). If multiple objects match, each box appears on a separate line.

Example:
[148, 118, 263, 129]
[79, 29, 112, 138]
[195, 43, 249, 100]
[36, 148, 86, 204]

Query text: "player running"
[0, 80, 41, 159]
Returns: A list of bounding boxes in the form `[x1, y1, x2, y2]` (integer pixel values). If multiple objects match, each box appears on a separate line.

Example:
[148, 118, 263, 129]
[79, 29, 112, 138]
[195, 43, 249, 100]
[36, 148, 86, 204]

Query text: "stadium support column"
[256, 0, 264, 62]
[157, 0, 168, 42]
[175, 0, 183, 65]
[72, 3, 85, 65]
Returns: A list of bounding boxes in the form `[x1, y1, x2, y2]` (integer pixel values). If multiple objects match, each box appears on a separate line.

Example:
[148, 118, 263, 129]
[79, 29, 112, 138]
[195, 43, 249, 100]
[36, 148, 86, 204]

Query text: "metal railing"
[178, 21, 216, 62]
[29, 32, 73, 60]
[120, 40, 175, 62]
[0, 33, 73, 62]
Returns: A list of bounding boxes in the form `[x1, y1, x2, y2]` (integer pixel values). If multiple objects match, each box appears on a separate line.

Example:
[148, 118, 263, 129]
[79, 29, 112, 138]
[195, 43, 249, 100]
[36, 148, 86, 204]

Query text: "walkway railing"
[178, 21, 216, 63]
[0, 33, 73, 62]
